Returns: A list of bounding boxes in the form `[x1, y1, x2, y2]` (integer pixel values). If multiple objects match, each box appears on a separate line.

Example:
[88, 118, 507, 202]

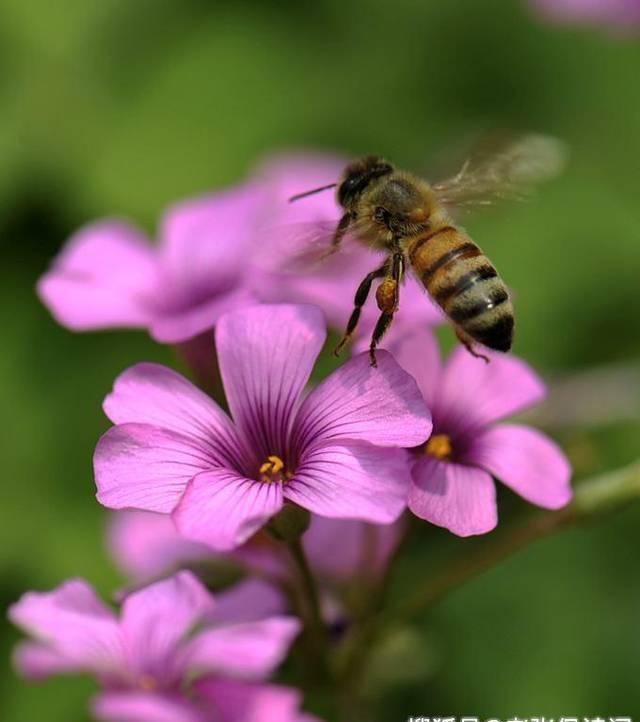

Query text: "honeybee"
[289, 134, 565, 365]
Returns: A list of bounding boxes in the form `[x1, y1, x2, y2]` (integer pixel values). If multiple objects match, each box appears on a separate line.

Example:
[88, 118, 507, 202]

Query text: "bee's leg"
[369, 252, 404, 367]
[455, 326, 490, 364]
[322, 212, 354, 260]
[333, 261, 388, 357]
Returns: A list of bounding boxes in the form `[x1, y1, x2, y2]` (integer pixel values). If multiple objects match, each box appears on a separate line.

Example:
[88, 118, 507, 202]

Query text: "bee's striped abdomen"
[409, 226, 514, 352]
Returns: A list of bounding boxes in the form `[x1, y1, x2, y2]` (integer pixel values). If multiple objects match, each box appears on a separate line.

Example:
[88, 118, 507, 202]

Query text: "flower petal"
[471, 424, 573, 509]
[37, 221, 156, 330]
[210, 579, 287, 624]
[95, 424, 214, 513]
[121, 572, 214, 681]
[8, 579, 122, 679]
[375, 322, 443, 407]
[173, 470, 284, 550]
[303, 516, 405, 581]
[159, 185, 262, 294]
[12, 641, 80, 679]
[216, 304, 326, 457]
[254, 153, 346, 228]
[182, 616, 300, 680]
[293, 351, 431, 449]
[108, 511, 216, 583]
[149, 288, 255, 344]
[195, 679, 315, 722]
[408, 457, 497, 536]
[285, 442, 410, 523]
[103, 363, 245, 468]
[93, 691, 205, 722]
[435, 346, 546, 433]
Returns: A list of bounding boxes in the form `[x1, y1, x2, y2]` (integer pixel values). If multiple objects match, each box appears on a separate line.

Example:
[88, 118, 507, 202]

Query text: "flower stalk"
[286, 537, 331, 677]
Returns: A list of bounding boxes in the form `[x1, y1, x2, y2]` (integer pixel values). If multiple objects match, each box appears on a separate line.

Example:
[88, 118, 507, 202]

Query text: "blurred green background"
[2, 0, 640, 720]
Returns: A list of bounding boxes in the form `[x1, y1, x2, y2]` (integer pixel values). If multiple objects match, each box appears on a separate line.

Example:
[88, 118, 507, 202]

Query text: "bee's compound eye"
[342, 177, 358, 195]
[338, 175, 364, 205]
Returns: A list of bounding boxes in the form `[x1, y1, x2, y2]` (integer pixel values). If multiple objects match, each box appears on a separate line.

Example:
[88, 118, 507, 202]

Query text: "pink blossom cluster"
[10, 153, 573, 721]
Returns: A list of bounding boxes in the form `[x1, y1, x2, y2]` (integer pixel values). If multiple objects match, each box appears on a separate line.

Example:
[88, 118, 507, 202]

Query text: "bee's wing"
[255, 220, 364, 274]
[431, 133, 567, 212]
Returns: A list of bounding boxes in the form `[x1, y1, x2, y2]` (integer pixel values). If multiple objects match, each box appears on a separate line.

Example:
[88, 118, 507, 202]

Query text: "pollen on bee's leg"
[375, 278, 398, 313]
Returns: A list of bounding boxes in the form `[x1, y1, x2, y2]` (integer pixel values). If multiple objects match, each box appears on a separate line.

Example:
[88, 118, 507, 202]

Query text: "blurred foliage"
[1, 0, 640, 720]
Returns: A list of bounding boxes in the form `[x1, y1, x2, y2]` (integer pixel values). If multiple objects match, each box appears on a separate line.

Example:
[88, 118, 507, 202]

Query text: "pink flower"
[387, 325, 572, 536]
[531, 0, 640, 29]
[250, 154, 443, 334]
[95, 304, 431, 550]
[9, 572, 301, 722]
[37, 186, 261, 343]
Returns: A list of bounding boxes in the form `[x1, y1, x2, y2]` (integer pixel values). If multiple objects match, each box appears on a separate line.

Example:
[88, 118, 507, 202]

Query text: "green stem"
[287, 537, 330, 675]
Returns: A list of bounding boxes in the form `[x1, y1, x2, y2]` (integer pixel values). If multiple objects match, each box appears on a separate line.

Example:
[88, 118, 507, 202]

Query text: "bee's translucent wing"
[431, 133, 567, 211]
[254, 220, 365, 275]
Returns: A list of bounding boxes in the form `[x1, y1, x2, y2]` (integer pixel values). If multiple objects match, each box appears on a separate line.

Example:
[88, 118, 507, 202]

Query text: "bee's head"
[337, 156, 393, 208]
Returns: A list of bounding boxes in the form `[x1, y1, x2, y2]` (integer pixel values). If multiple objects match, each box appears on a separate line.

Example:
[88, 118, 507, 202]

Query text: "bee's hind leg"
[368, 252, 404, 367]
[369, 310, 395, 367]
[455, 326, 490, 364]
[334, 262, 388, 357]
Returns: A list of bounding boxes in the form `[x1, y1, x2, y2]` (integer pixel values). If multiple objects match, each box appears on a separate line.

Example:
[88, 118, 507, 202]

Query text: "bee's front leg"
[322, 212, 354, 260]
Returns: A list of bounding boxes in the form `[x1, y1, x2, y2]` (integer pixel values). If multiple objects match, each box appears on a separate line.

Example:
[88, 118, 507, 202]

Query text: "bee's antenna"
[288, 183, 337, 203]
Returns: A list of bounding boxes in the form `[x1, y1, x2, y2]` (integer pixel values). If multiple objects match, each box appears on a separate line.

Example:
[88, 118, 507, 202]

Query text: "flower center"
[424, 433, 453, 461]
[259, 455, 291, 483]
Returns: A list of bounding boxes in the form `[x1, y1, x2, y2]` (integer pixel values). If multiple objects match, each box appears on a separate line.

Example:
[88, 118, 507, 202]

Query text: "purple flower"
[531, 0, 640, 29]
[386, 325, 572, 536]
[8, 572, 301, 722]
[94, 304, 431, 549]
[37, 186, 261, 343]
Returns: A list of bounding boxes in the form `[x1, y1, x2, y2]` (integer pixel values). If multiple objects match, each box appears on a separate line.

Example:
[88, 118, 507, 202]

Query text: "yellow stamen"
[259, 455, 290, 482]
[260, 455, 284, 475]
[425, 433, 453, 461]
